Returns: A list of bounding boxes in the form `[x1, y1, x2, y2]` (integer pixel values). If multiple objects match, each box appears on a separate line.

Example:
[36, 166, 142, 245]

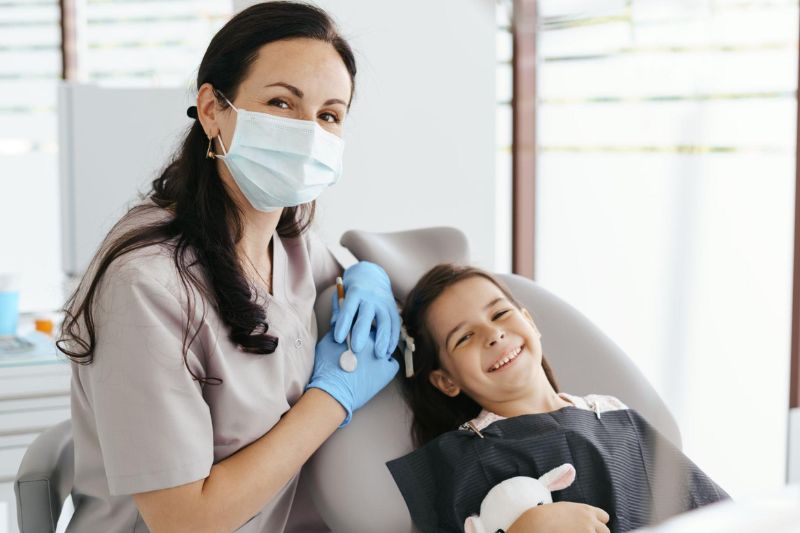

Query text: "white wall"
[59, 84, 191, 275]
[234, 0, 499, 268]
[791, 408, 800, 485]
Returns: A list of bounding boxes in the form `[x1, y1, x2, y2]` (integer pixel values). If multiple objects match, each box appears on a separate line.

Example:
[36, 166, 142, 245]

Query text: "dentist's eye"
[268, 98, 290, 109]
[492, 309, 510, 320]
[319, 111, 341, 124]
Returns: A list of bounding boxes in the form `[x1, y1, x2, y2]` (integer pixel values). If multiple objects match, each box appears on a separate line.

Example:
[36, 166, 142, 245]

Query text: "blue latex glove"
[306, 330, 399, 426]
[332, 261, 401, 359]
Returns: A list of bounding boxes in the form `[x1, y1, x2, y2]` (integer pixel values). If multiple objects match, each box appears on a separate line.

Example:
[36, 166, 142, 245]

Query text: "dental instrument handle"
[336, 277, 357, 372]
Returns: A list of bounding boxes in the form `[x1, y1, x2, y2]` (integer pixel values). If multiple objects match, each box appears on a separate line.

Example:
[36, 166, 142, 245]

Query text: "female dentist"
[57, 3, 399, 532]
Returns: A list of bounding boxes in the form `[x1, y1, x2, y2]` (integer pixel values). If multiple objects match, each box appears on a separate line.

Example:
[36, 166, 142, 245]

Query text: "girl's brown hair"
[399, 264, 560, 446]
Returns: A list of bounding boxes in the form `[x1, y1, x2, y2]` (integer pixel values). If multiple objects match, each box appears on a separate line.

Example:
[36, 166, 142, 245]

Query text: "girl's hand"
[507, 502, 610, 533]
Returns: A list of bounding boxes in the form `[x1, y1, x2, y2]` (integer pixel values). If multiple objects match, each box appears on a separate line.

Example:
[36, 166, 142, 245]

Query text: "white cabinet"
[0, 342, 71, 533]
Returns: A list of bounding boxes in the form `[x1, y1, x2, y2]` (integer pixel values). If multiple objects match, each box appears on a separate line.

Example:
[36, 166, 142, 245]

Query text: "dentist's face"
[205, 37, 353, 149]
[426, 276, 545, 407]
[195, 37, 352, 213]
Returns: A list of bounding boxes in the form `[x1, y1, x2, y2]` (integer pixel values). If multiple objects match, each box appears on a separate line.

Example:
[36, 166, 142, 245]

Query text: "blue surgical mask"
[214, 94, 344, 212]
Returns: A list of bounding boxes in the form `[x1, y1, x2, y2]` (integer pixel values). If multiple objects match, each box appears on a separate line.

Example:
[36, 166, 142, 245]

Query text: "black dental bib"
[386, 406, 728, 533]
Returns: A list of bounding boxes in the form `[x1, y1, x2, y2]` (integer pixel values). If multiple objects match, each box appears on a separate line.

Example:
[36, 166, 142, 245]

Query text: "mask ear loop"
[207, 89, 236, 159]
[206, 135, 229, 159]
[215, 89, 238, 112]
[214, 135, 229, 158]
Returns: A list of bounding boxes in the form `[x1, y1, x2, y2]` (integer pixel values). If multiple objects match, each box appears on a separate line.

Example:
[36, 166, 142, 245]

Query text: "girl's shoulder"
[559, 392, 628, 413]
[465, 393, 629, 432]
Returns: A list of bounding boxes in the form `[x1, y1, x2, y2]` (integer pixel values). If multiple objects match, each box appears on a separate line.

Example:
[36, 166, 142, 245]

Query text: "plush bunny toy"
[463, 463, 577, 533]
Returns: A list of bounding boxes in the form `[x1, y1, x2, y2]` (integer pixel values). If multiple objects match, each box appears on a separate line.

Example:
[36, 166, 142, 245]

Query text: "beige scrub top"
[66, 208, 340, 533]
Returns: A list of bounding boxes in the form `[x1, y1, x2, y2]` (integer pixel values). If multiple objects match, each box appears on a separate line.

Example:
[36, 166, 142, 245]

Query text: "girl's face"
[426, 276, 544, 407]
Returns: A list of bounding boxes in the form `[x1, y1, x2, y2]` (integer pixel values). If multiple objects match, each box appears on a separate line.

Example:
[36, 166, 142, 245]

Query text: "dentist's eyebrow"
[265, 82, 347, 107]
[265, 82, 303, 97]
[444, 297, 505, 348]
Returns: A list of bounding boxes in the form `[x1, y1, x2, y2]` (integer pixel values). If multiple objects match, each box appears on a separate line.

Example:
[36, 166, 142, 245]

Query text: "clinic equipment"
[336, 277, 357, 372]
[0, 273, 20, 336]
[0, 336, 34, 355]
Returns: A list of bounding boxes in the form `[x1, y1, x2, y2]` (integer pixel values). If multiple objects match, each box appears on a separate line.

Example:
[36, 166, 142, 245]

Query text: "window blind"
[82, 0, 230, 87]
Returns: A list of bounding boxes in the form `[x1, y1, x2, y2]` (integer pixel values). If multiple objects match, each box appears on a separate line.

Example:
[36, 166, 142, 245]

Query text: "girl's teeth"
[491, 348, 522, 371]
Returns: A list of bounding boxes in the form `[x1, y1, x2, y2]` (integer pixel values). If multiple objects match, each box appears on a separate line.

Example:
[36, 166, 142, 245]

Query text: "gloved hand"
[332, 261, 401, 359]
[306, 330, 399, 426]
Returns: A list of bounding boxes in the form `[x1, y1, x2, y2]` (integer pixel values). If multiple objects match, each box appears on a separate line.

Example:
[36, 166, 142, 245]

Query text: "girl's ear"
[429, 369, 461, 397]
[521, 308, 541, 337]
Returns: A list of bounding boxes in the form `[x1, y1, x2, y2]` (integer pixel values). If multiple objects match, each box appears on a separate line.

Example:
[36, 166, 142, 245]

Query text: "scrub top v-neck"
[65, 206, 341, 533]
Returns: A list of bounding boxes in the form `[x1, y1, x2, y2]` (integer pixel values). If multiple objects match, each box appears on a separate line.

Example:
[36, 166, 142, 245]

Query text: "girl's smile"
[487, 344, 524, 372]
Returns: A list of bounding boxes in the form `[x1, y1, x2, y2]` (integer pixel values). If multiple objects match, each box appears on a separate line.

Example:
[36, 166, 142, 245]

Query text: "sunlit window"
[534, 0, 797, 497]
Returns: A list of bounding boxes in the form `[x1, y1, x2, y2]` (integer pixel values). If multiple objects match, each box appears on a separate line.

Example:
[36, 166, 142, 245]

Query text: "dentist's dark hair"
[57, 2, 356, 381]
[399, 264, 560, 446]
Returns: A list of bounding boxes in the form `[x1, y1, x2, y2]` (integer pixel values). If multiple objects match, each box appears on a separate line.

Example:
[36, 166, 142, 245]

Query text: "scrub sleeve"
[66, 211, 341, 533]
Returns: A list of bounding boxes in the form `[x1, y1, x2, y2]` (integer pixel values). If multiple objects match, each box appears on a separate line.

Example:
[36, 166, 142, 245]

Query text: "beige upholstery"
[306, 227, 681, 533]
[340, 226, 470, 301]
[15, 420, 73, 533]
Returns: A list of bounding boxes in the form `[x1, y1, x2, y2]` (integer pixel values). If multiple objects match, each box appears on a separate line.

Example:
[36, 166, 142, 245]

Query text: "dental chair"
[306, 227, 681, 533]
[14, 419, 73, 533]
[14, 227, 681, 533]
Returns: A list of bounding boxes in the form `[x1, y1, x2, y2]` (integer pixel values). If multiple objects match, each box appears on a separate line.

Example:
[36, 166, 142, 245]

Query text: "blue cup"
[0, 274, 20, 336]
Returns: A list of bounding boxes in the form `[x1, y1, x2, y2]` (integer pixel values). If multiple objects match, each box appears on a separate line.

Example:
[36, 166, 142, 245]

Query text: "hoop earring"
[206, 137, 217, 159]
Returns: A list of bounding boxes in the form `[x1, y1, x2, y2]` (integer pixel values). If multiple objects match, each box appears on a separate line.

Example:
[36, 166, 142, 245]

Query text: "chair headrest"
[340, 226, 470, 303]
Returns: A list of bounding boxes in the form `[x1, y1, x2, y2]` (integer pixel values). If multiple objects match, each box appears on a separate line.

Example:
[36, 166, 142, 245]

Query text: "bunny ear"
[464, 515, 488, 533]
[539, 463, 576, 492]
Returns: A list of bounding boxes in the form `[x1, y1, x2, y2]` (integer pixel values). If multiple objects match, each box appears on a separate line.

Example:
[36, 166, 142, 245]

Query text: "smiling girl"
[390, 264, 727, 533]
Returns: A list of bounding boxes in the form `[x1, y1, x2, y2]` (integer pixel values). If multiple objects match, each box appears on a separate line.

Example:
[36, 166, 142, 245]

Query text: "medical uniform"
[65, 206, 340, 532]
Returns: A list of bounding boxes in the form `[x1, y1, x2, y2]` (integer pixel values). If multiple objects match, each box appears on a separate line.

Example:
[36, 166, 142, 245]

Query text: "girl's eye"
[268, 98, 289, 109]
[454, 333, 472, 348]
[319, 111, 340, 124]
[492, 309, 510, 320]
